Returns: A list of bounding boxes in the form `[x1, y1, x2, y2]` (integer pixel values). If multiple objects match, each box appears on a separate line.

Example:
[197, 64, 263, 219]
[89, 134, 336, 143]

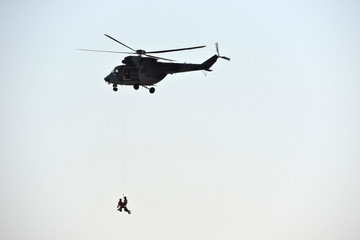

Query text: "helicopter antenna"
[215, 42, 230, 61]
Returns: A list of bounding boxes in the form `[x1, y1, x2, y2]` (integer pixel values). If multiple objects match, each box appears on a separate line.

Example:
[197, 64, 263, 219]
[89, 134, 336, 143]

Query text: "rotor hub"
[136, 49, 146, 55]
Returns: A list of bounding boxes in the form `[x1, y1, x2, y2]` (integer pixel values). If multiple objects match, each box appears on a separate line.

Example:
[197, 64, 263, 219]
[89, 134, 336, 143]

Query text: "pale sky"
[1, 0, 360, 239]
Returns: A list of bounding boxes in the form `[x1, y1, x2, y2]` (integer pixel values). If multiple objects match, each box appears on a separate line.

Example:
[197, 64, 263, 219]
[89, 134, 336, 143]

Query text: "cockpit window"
[111, 67, 120, 74]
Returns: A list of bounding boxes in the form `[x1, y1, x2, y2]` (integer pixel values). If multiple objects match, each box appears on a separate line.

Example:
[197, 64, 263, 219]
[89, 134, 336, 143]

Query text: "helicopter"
[78, 34, 230, 94]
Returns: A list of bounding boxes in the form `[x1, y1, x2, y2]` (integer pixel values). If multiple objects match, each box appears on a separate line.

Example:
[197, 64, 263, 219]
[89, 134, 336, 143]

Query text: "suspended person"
[117, 196, 131, 214]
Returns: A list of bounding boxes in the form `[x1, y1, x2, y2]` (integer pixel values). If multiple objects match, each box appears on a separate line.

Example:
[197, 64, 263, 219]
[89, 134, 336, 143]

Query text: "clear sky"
[1, 0, 359, 239]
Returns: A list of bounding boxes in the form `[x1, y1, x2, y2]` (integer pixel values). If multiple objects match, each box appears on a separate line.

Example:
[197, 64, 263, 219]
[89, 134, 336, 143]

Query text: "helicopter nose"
[104, 75, 110, 82]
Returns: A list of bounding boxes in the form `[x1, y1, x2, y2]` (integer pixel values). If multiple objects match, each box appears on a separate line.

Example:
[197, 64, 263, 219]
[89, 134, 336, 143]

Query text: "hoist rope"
[121, 91, 127, 196]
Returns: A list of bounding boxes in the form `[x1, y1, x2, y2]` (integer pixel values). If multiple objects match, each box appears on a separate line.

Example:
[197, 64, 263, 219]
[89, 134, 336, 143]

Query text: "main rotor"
[78, 34, 206, 61]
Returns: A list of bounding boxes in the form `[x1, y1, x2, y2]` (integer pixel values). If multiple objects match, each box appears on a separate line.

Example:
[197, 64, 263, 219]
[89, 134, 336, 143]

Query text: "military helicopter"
[78, 34, 230, 93]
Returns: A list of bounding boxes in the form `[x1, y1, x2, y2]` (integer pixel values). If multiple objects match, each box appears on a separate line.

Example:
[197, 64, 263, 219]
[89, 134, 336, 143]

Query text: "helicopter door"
[123, 67, 137, 81]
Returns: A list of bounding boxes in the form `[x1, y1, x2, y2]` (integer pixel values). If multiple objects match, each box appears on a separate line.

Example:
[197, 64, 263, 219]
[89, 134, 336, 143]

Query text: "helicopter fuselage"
[78, 34, 229, 93]
[104, 55, 218, 92]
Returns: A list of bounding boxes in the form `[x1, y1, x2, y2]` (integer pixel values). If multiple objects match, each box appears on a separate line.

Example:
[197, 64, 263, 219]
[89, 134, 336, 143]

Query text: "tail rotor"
[215, 42, 230, 61]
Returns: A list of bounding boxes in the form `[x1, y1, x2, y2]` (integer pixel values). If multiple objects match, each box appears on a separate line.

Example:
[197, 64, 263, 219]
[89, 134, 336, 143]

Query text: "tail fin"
[201, 43, 230, 71]
[201, 55, 218, 71]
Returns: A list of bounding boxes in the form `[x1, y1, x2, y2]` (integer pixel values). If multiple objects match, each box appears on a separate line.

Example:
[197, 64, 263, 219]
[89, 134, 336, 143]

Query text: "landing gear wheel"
[113, 87, 118, 91]
[149, 87, 155, 94]
[134, 84, 139, 90]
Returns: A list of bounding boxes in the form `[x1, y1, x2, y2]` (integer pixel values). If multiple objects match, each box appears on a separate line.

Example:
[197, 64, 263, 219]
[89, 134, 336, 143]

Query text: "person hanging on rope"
[117, 196, 131, 214]
[117, 198, 123, 211]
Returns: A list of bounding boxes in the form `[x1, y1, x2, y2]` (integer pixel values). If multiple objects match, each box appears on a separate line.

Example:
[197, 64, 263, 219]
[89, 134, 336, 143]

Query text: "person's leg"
[124, 207, 131, 214]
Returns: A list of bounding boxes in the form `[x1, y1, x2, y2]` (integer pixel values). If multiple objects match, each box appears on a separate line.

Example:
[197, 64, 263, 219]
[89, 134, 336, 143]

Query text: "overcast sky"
[1, 0, 359, 239]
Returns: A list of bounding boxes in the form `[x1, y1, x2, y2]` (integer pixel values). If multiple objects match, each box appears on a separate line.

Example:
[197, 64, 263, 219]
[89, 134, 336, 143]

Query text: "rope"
[121, 90, 127, 196]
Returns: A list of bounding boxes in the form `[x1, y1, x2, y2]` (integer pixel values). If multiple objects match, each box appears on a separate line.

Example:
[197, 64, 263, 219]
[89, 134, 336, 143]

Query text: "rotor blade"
[215, 42, 219, 55]
[144, 53, 174, 61]
[220, 56, 231, 61]
[146, 45, 206, 54]
[104, 34, 136, 52]
[77, 49, 133, 54]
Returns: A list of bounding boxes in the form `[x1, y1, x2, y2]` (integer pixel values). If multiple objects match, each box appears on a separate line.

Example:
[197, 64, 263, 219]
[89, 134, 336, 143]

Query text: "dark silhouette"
[78, 34, 230, 94]
[117, 196, 131, 214]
